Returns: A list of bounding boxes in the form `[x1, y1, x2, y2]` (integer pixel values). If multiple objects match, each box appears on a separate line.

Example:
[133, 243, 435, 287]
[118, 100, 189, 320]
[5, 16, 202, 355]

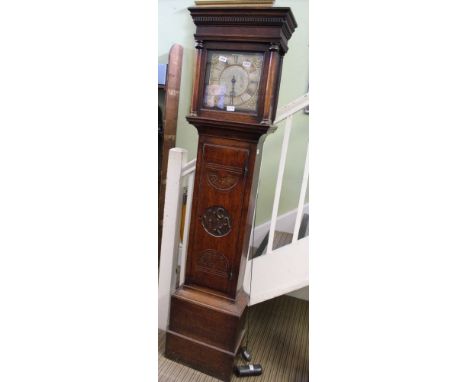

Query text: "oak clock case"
[165, 7, 297, 382]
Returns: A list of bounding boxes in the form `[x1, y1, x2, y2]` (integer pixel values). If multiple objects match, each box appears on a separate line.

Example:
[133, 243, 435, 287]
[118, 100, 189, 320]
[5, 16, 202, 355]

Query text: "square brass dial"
[203, 50, 264, 113]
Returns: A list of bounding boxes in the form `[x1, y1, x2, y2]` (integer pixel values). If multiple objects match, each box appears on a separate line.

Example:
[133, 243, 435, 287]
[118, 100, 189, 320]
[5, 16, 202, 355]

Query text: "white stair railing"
[158, 93, 309, 328]
[267, 114, 292, 254]
[245, 93, 309, 305]
[267, 93, 309, 252]
[158, 149, 195, 330]
[178, 159, 196, 286]
[292, 147, 309, 242]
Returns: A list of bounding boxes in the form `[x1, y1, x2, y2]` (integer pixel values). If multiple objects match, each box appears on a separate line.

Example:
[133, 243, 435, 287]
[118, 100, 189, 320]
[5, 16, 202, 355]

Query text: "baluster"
[179, 171, 195, 286]
[267, 115, 293, 254]
[292, 146, 309, 242]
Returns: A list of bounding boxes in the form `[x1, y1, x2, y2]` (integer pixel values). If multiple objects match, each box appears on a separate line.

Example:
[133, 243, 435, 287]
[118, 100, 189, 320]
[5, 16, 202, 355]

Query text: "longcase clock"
[165, 7, 297, 381]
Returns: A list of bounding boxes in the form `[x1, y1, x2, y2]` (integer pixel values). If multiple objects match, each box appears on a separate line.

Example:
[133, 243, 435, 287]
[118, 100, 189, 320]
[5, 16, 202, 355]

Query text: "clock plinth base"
[165, 286, 248, 381]
[166, 330, 243, 382]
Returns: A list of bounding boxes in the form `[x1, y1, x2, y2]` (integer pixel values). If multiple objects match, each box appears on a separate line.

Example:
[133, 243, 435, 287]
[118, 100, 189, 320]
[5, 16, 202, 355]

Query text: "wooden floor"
[159, 295, 309, 382]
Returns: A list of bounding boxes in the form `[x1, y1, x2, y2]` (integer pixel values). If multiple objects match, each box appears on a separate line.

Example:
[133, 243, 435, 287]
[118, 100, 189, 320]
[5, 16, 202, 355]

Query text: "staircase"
[253, 213, 309, 258]
[159, 93, 309, 330]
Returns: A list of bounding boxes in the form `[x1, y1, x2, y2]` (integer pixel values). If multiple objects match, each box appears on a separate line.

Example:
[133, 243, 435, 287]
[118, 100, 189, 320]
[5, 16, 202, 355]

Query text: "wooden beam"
[159, 44, 183, 258]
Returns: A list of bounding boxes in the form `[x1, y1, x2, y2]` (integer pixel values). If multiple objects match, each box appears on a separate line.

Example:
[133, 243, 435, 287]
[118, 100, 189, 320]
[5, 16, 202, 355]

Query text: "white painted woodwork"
[251, 203, 309, 248]
[292, 146, 309, 242]
[181, 158, 196, 177]
[179, 172, 195, 286]
[244, 236, 309, 306]
[267, 114, 293, 254]
[274, 93, 309, 124]
[158, 148, 187, 331]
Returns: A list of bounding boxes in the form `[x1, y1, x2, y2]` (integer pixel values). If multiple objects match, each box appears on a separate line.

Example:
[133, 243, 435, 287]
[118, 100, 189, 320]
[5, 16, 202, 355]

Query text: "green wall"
[158, 0, 309, 225]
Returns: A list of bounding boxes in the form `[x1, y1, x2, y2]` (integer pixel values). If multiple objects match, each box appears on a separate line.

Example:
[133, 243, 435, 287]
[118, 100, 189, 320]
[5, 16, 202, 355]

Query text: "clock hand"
[230, 75, 236, 106]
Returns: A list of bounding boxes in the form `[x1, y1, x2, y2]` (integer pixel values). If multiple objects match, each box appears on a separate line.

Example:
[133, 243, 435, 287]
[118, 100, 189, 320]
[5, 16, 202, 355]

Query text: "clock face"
[203, 50, 264, 113]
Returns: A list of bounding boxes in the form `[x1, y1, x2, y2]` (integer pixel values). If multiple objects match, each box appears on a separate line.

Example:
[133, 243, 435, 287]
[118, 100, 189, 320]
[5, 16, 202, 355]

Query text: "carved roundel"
[201, 205, 232, 237]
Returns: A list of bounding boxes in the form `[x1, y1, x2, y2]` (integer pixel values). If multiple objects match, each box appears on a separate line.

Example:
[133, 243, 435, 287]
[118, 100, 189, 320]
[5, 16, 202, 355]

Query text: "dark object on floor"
[235, 364, 263, 377]
[240, 347, 252, 362]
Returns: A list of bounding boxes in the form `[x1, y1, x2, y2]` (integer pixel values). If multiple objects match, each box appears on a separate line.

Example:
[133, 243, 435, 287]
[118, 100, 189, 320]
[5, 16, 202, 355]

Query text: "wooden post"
[159, 44, 183, 258]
